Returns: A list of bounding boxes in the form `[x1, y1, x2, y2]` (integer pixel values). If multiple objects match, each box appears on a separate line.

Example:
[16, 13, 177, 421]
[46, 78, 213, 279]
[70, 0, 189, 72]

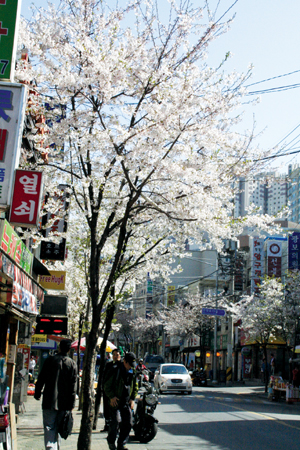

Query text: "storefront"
[0, 220, 46, 448]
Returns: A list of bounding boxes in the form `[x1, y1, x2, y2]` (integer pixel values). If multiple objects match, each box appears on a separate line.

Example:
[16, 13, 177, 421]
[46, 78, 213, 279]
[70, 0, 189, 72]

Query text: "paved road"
[134, 385, 300, 450]
[16, 385, 300, 450]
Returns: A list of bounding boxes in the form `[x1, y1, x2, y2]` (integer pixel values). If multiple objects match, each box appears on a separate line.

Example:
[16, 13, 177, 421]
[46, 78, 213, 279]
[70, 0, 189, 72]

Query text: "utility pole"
[77, 311, 84, 397]
[213, 252, 218, 383]
[226, 241, 238, 383]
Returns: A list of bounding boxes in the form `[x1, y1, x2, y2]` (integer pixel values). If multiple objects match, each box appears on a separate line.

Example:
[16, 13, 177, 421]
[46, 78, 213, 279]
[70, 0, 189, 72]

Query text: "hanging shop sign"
[38, 270, 66, 290]
[167, 285, 175, 307]
[288, 232, 300, 270]
[0, 82, 27, 208]
[9, 169, 43, 227]
[11, 265, 41, 315]
[250, 236, 265, 294]
[31, 334, 47, 343]
[40, 185, 70, 261]
[267, 240, 282, 278]
[0, 219, 33, 274]
[0, 0, 22, 81]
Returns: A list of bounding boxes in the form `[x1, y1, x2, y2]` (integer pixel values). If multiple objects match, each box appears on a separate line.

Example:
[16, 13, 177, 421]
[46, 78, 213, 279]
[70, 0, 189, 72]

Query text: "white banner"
[0, 82, 27, 208]
[267, 240, 282, 257]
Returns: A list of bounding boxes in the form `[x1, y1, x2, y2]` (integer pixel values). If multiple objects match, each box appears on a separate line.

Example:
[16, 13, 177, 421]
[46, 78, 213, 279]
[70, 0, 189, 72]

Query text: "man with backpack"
[104, 352, 138, 450]
[34, 339, 77, 450]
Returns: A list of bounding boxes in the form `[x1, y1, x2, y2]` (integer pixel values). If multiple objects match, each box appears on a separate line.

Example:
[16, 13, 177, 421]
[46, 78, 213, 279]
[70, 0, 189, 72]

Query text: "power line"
[246, 69, 300, 88]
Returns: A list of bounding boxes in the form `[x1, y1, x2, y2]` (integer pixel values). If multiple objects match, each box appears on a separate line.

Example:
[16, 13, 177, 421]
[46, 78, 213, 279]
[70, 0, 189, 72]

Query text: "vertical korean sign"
[250, 236, 264, 294]
[267, 240, 282, 278]
[40, 185, 70, 261]
[288, 232, 300, 270]
[9, 169, 43, 227]
[0, 0, 22, 81]
[0, 82, 27, 208]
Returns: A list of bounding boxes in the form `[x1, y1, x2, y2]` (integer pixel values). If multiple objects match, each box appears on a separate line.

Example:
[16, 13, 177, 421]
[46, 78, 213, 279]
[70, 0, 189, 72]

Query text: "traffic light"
[35, 316, 68, 335]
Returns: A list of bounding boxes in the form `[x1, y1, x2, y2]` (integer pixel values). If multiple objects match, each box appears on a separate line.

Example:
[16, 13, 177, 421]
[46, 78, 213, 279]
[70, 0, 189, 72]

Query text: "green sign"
[0, 0, 22, 81]
[0, 219, 33, 274]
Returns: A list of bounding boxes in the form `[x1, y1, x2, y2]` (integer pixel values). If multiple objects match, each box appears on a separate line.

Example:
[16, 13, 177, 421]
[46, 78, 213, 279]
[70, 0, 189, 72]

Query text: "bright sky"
[21, 0, 300, 173]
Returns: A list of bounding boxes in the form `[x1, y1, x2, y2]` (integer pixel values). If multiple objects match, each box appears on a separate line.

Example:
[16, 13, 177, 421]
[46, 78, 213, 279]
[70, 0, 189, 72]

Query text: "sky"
[20, 0, 300, 174]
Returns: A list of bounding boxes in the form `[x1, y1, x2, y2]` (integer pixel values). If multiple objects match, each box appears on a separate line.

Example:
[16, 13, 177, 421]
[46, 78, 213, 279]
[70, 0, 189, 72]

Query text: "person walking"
[100, 347, 122, 432]
[34, 339, 77, 450]
[270, 353, 276, 375]
[29, 355, 36, 381]
[104, 351, 138, 450]
[292, 364, 300, 388]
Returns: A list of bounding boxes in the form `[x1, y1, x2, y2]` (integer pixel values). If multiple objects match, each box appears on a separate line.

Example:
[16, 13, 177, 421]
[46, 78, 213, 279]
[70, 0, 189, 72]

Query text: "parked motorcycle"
[191, 368, 207, 387]
[132, 381, 159, 443]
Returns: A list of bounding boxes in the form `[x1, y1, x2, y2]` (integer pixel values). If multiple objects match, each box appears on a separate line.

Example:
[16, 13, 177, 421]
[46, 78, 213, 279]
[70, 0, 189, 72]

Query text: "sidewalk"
[16, 396, 108, 450]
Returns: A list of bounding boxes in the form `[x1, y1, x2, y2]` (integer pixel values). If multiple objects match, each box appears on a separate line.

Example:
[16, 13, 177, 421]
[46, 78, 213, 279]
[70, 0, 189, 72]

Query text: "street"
[128, 385, 300, 450]
[16, 385, 300, 450]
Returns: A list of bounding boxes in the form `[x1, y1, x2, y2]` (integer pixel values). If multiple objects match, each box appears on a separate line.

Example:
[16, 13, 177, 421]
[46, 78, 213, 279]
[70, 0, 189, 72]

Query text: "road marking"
[201, 397, 300, 431]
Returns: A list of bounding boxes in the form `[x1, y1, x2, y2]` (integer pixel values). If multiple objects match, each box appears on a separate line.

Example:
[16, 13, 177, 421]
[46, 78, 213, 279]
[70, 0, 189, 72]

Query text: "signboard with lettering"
[288, 232, 300, 270]
[31, 334, 47, 343]
[9, 169, 43, 227]
[202, 308, 226, 316]
[11, 265, 39, 315]
[0, 219, 33, 274]
[250, 237, 265, 294]
[0, 0, 22, 81]
[167, 285, 175, 306]
[38, 271, 66, 290]
[40, 185, 70, 261]
[267, 240, 282, 278]
[0, 82, 27, 207]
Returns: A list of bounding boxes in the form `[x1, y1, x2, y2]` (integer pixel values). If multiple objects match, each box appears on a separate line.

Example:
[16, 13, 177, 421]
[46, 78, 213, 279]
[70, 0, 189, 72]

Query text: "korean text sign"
[0, 0, 22, 81]
[250, 236, 264, 294]
[288, 232, 300, 270]
[0, 82, 27, 207]
[267, 240, 282, 278]
[0, 219, 33, 274]
[9, 169, 43, 227]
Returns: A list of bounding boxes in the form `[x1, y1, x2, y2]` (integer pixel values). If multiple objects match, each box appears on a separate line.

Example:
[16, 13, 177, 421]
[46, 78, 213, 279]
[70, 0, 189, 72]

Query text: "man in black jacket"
[101, 347, 122, 432]
[34, 339, 77, 450]
[104, 352, 138, 450]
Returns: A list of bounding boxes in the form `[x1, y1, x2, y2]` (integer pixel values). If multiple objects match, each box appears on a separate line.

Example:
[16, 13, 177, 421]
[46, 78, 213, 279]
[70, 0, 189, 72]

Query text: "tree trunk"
[93, 301, 115, 429]
[77, 318, 99, 449]
[263, 345, 269, 394]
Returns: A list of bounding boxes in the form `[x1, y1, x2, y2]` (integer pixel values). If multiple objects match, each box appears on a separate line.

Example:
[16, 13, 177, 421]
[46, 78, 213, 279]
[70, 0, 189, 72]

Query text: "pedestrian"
[270, 353, 276, 375]
[29, 355, 36, 381]
[189, 360, 194, 371]
[292, 364, 300, 388]
[104, 351, 138, 450]
[34, 339, 77, 450]
[100, 347, 122, 433]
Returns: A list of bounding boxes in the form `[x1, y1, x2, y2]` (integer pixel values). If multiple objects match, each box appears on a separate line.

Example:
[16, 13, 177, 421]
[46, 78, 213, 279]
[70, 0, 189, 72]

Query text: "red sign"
[9, 169, 43, 227]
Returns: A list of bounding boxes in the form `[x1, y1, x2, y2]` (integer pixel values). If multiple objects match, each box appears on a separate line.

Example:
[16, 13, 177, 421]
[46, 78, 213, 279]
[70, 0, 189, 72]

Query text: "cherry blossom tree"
[159, 291, 215, 366]
[17, 0, 282, 447]
[131, 314, 162, 355]
[226, 276, 293, 390]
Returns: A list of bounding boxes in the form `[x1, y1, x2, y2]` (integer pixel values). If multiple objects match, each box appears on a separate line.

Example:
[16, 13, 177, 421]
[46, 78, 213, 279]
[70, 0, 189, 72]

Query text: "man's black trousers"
[107, 403, 132, 449]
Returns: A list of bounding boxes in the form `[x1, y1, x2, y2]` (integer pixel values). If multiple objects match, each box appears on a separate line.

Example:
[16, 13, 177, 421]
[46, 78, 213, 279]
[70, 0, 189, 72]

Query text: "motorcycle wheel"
[138, 422, 158, 443]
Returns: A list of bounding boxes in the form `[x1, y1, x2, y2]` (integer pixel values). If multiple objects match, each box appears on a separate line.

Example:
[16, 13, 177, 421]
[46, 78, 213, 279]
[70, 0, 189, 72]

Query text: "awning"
[0, 303, 34, 324]
[71, 337, 116, 352]
[33, 257, 51, 276]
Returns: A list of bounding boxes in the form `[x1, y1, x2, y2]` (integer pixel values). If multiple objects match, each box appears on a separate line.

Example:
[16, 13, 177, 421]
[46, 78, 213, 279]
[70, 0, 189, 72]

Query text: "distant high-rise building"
[234, 171, 288, 219]
[288, 164, 300, 223]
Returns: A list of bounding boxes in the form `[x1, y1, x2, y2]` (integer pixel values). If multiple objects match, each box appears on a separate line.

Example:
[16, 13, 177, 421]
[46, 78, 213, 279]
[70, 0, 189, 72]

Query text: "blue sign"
[289, 232, 300, 270]
[202, 308, 226, 316]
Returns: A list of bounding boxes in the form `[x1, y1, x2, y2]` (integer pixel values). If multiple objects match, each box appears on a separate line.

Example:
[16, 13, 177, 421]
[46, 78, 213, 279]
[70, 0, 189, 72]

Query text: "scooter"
[136, 368, 150, 388]
[191, 368, 207, 387]
[132, 381, 159, 443]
